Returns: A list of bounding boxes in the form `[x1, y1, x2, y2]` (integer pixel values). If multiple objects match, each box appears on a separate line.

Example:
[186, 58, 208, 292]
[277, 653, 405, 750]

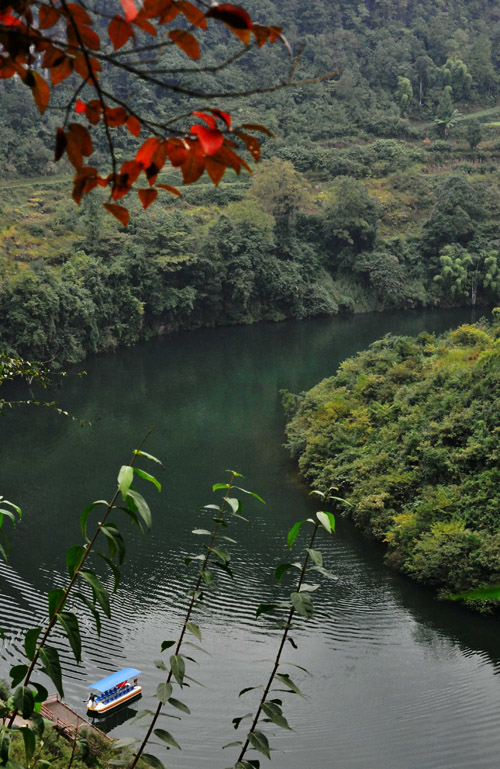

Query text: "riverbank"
[283, 314, 500, 611]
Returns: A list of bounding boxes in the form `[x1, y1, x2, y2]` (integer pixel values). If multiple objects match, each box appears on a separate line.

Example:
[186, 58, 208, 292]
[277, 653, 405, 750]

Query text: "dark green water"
[2, 307, 500, 769]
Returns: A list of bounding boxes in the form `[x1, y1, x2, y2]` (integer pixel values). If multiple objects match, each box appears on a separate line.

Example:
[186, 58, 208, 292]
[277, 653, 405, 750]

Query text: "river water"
[1, 307, 500, 769]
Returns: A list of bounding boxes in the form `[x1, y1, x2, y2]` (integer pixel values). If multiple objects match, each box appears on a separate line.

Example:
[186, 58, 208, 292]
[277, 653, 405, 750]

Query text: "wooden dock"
[41, 694, 112, 742]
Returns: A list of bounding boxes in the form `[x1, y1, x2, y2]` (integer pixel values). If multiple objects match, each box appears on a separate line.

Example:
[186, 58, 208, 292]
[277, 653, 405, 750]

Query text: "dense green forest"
[283, 315, 500, 607]
[3, 0, 500, 363]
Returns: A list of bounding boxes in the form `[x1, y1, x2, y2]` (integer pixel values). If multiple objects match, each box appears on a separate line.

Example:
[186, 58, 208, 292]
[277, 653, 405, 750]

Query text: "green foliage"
[284, 316, 500, 609]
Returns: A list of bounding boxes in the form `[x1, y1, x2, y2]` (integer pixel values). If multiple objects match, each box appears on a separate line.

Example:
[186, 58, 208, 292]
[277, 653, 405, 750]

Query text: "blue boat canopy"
[89, 668, 141, 692]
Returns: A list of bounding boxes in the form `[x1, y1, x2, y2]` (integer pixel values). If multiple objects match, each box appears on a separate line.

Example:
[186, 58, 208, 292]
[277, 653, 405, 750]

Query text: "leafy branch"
[128, 472, 265, 769]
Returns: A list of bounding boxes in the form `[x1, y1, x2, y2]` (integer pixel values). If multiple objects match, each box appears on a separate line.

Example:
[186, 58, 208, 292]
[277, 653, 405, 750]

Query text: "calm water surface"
[1, 308, 500, 769]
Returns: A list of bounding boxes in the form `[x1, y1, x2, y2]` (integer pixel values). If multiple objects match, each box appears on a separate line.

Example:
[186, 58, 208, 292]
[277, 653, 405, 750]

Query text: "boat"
[86, 668, 142, 716]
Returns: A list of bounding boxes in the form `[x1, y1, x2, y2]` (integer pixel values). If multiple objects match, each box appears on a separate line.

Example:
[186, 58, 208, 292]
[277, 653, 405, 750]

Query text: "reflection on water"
[1, 307, 500, 769]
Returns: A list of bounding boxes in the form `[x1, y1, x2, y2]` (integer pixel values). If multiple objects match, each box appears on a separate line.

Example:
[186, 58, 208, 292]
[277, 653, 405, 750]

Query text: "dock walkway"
[41, 694, 112, 742]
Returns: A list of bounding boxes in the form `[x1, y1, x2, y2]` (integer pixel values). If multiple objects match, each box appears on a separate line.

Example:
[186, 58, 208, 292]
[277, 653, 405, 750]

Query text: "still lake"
[1, 307, 500, 769]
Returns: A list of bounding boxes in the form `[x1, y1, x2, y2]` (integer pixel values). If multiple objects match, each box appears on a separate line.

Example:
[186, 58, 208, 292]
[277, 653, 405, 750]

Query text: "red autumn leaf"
[158, 4, 180, 23]
[207, 109, 232, 130]
[0, 58, 16, 79]
[29, 71, 50, 115]
[166, 138, 188, 167]
[179, 140, 206, 184]
[136, 137, 162, 169]
[241, 122, 275, 137]
[251, 24, 269, 47]
[54, 127, 67, 162]
[132, 15, 157, 35]
[120, 0, 138, 22]
[175, 0, 207, 29]
[42, 46, 65, 69]
[50, 56, 73, 86]
[168, 29, 200, 59]
[126, 115, 141, 137]
[142, 0, 175, 17]
[192, 111, 217, 130]
[268, 25, 283, 42]
[212, 144, 250, 174]
[84, 99, 102, 125]
[66, 123, 93, 168]
[66, 22, 100, 51]
[0, 12, 22, 27]
[138, 188, 158, 209]
[72, 166, 99, 204]
[205, 157, 226, 186]
[73, 53, 101, 79]
[65, 3, 92, 26]
[157, 183, 182, 196]
[103, 202, 130, 226]
[105, 107, 128, 127]
[234, 129, 260, 161]
[206, 4, 253, 44]
[75, 99, 86, 114]
[38, 4, 60, 29]
[109, 15, 133, 50]
[190, 124, 224, 156]
[120, 160, 141, 186]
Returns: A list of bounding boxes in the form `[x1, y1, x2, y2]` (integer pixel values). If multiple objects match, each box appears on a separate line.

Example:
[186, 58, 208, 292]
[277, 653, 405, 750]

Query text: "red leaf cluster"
[0, 0, 281, 222]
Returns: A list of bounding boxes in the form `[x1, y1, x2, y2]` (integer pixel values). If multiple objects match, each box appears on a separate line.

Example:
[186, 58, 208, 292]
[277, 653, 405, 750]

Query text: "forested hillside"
[2, 0, 500, 363]
[283, 315, 500, 608]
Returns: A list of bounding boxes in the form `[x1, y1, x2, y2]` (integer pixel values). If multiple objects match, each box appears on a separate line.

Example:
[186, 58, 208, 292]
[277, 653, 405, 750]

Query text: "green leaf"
[118, 466, 134, 500]
[153, 729, 181, 750]
[157, 682, 173, 705]
[66, 545, 86, 578]
[316, 511, 335, 534]
[126, 490, 152, 531]
[48, 588, 65, 619]
[32, 683, 49, 704]
[211, 546, 230, 563]
[225, 497, 240, 514]
[287, 520, 307, 549]
[24, 628, 41, 661]
[40, 646, 64, 698]
[80, 500, 107, 541]
[130, 709, 156, 725]
[168, 697, 190, 714]
[256, 603, 278, 619]
[75, 592, 101, 636]
[274, 563, 294, 585]
[247, 730, 271, 759]
[262, 701, 292, 730]
[10, 664, 28, 688]
[97, 551, 121, 593]
[306, 548, 323, 567]
[133, 449, 163, 467]
[13, 687, 35, 719]
[133, 467, 161, 493]
[275, 673, 304, 697]
[232, 713, 253, 729]
[233, 486, 265, 504]
[170, 655, 185, 687]
[186, 622, 202, 641]
[192, 529, 211, 536]
[239, 685, 262, 697]
[161, 640, 176, 652]
[141, 754, 166, 769]
[201, 570, 214, 585]
[213, 483, 229, 491]
[79, 571, 111, 618]
[20, 727, 36, 763]
[290, 591, 314, 619]
[222, 740, 243, 749]
[101, 523, 126, 564]
[57, 612, 82, 663]
[154, 659, 167, 671]
[311, 565, 338, 580]
[298, 583, 319, 592]
[112, 737, 138, 750]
